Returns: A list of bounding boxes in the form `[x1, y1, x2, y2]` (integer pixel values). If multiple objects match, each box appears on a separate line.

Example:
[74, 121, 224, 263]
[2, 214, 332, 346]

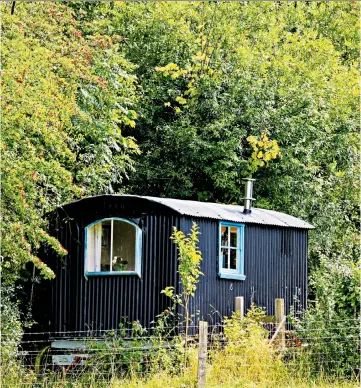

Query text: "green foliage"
[291, 309, 360, 379]
[1, 5, 359, 385]
[159, 223, 203, 368]
[95, 2, 358, 206]
[0, 285, 23, 361]
[162, 223, 203, 347]
[170, 222, 203, 298]
[1, 3, 139, 282]
[85, 323, 147, 379]
[288, 257, 360, 379]
[0, 285, 36, 386]
[209, 305, 286, 386]
[58, 317, 185, 384]
[311, 258, 360, 318]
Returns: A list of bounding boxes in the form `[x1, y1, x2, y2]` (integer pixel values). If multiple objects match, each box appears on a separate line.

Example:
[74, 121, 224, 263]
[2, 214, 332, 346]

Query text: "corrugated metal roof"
[130, 195, 314, 229]
[61, 194, 314, 229]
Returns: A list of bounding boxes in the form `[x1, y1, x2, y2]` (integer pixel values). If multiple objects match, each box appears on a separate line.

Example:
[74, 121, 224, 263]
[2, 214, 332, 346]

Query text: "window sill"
[85, 271, 141, 278]
[218, 272, 246, 281]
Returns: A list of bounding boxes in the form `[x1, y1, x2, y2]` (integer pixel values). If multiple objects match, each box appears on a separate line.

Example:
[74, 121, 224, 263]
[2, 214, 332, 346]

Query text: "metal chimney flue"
[242, 178, 255, 214]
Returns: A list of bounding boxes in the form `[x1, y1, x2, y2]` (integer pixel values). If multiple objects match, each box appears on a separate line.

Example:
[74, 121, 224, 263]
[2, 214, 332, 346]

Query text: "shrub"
[208, 305, 286, 386]
[290, 309, 360, 379]
[0, 285, 35, 386]
[288, 257, 360, 380]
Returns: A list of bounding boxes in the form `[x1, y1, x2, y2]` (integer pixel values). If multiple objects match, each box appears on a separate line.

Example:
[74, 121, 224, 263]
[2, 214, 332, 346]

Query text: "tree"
[1, 2, 139, 283]
[78, 1, 360, 315]
[162, 223, 203, 362]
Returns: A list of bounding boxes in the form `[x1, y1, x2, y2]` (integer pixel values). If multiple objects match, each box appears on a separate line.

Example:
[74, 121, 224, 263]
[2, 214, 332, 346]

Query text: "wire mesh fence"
[1, 317, 360, 386]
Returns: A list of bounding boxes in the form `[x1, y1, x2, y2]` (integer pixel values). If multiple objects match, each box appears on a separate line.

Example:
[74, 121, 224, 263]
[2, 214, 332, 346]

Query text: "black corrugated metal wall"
[42, 197, 181, 334]
[180, 217, 307, 325]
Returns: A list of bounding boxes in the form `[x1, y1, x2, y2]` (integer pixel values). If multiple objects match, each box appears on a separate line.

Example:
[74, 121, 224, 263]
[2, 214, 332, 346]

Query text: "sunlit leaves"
[171, 223, 203, 298]
[1, 2, 139, 281]
[247, 132, 281, 176]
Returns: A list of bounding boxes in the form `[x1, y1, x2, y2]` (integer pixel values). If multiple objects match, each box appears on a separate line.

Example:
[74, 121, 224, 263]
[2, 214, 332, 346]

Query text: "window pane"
[87, 223, 99, 272]
[230, 227, 238, 248]
[230, 249, 237, 270]
[221, 248, 229, 269]
[100, 221, 111, 271]
[221, 226, 228, 247]
[112, 220, 136, 271]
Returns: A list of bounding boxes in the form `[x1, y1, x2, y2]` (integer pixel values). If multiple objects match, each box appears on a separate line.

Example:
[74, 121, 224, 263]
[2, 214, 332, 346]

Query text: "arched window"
[85, 218, 142, 277]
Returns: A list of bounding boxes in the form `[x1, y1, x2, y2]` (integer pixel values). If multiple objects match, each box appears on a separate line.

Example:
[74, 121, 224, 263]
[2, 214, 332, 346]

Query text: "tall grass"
[1, 307, 359, 387]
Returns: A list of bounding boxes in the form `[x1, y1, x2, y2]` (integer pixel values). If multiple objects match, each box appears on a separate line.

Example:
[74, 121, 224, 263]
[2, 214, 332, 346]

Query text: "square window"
[218, 222, 245, 280]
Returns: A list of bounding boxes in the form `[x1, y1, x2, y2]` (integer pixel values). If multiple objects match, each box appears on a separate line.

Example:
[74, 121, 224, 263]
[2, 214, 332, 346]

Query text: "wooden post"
[275, 298, 286, 348]
[198, 321, 208, 388]
[235, 296, 244, 319]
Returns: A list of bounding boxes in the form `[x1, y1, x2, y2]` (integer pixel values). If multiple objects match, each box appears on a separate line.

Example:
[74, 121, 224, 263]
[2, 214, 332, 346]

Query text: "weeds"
[1, 305, 359, 387]
[207, 305, 286, 386]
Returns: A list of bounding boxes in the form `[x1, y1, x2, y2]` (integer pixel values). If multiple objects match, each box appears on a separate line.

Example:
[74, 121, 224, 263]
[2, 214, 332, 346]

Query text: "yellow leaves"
[161, 286, 175, 298]
[175, 96, 187, 105]
[129, 110, 137, 119]
[171, 69, 188, 80]
[247, 131, 281, 175]
[154, 43, 217, 106]
[155, 62, 189, 80]
[128, 120, 136, 128]
[163, 96, 187, 112]
[247, 136, 258, 147]
[192, 51, 208, 62]
[155, 62, 179, 75]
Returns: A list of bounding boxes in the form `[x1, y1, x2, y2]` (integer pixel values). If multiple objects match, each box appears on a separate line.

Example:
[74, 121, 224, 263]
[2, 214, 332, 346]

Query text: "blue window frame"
[218, 222, 246, 281]
[84, 218, 142, 277]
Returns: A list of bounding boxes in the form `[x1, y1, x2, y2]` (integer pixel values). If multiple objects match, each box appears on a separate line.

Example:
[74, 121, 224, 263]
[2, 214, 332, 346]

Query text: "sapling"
[162, 222, 203, 366]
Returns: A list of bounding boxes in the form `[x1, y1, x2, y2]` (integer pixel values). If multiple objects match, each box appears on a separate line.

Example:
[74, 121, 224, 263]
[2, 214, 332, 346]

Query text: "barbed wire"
[1, 318, 359, 338]
[3, 330, 359, 345]
[2, 320, 359, 386]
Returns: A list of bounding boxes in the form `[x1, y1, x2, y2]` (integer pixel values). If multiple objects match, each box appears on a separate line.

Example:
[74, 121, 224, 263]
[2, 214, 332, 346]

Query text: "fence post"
[235, 296, 244, 319]
[198, 320, 208, 388]
[275, 298, 286, 348]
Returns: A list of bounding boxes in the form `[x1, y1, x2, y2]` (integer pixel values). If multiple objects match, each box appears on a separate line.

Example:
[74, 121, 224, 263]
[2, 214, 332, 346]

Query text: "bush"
[288, 257, 360, 379]
[290, 309, 360, 379]
[0, 285, 35, 386]
[207, 305, 286, 386]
